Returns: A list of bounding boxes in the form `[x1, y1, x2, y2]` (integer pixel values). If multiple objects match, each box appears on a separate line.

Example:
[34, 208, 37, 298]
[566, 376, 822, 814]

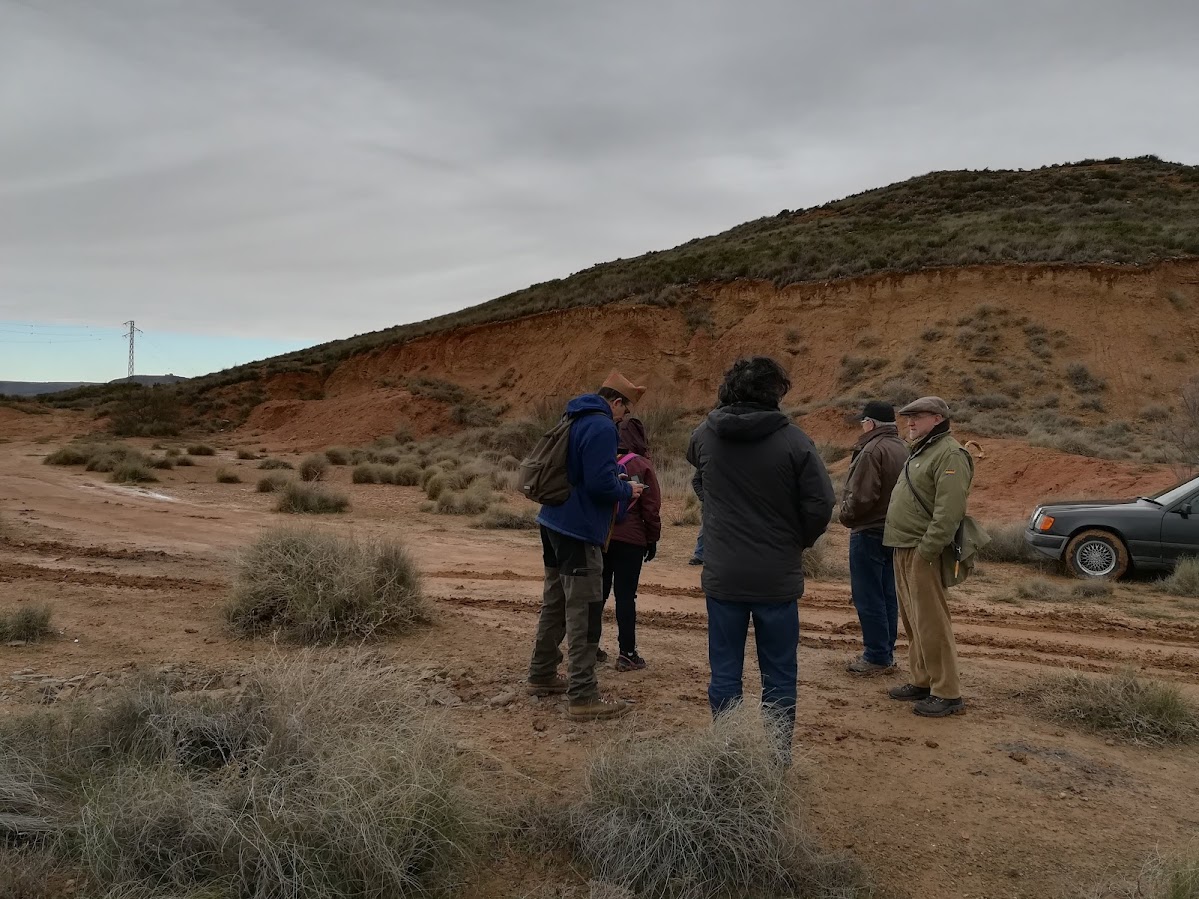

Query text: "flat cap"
[897, 396, 951, 418]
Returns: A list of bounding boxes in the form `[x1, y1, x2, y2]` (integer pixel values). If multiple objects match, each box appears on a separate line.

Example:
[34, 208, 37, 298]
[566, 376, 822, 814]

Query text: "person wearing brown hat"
[883, 396, 974, 717]
[527, 371, 646, 721]
[839, 400, 908, 676]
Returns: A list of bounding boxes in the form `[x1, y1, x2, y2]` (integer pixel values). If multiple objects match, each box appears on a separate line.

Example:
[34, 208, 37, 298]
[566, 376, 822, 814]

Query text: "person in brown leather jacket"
[838, 400, 909, 675]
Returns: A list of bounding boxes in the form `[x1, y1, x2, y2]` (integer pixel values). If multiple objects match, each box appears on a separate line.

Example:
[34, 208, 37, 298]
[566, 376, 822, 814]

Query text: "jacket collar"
[853, 422, 899, 451]
[909, 420, 951, 457]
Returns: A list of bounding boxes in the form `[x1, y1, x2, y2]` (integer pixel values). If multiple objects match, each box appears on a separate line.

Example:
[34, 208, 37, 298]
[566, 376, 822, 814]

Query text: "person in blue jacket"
[527, 371, 646, 720]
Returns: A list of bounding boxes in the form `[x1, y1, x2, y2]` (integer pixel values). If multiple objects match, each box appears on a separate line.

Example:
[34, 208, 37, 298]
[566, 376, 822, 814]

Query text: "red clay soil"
[235, 260, 1199, 450]
[3, 436, 1199, 899]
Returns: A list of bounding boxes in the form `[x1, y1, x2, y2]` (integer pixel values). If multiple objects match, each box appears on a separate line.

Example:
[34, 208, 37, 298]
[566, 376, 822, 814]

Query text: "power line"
[123, 320, 143, 379]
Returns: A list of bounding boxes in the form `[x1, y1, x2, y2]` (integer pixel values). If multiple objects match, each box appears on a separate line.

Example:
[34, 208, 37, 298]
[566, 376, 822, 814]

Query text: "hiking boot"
[846, 655, 896, 677]
[526, 676, 568, 696]
[888, 683, 931, 701]
[595, 647, 609, 663]
[688, 557, 704, 566]
[615, 652, 647, 672]
[567, 696, 631, 720]
[913, 696, 965, 718]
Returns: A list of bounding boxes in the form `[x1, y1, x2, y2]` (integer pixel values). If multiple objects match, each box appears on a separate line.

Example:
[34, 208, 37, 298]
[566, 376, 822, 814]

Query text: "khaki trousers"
[894, 547, 961, 700]
[529, 527, 604, 702]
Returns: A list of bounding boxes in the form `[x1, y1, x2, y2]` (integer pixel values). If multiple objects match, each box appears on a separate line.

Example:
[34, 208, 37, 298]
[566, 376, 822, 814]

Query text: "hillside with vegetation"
[233, 155, 1199, 373]
[9, 156, 1199, 463]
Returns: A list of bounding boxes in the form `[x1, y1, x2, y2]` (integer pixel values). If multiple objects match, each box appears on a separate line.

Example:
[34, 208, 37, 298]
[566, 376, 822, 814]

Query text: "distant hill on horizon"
[0, 374, 187, 397]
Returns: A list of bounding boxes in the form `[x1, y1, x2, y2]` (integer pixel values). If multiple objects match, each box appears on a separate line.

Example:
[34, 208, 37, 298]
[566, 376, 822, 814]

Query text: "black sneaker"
[688, 557, 704, 566]
[913, 696, 965, 718]
[888, 683, 931, 701]
[595, 647, 609, 663]
[615, 652, 647, 672]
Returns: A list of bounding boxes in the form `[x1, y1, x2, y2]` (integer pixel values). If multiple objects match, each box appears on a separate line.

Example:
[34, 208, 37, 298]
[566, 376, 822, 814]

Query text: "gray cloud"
[1, 0, 1197, 342]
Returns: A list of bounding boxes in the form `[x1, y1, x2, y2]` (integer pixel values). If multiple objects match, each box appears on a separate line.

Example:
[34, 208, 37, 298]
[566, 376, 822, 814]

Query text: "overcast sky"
[2, 0, 1197, 381]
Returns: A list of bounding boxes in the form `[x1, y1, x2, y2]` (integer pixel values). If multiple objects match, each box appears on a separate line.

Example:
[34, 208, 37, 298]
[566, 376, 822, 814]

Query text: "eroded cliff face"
[240, 261, 1199, 449]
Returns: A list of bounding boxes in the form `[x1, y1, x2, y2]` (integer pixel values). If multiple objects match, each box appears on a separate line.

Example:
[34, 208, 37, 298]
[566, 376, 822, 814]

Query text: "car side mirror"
[1182, 503, 1193, 519]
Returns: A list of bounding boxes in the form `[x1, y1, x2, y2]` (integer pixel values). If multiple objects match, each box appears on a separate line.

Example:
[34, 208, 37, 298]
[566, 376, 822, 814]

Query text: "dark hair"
[597, 386, 629, 405]
[717, 356, 791, 408]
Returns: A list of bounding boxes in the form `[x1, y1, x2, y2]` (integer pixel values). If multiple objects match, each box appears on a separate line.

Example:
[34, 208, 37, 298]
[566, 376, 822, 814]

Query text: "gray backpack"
[518, 414, 574, 505]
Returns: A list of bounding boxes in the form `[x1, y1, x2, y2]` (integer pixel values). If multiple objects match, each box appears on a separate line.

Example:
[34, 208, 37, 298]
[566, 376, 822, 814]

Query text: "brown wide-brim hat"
[897, 396, 952, 418]
[601, 370, 647, 405]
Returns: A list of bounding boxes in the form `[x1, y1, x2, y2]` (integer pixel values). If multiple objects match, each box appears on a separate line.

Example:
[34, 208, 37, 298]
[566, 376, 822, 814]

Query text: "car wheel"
[1064, 529, 1129, 580]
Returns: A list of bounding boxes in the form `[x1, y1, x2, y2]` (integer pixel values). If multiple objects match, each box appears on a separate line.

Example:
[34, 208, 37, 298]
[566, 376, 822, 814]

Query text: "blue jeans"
[849, 530, 898, 666]
[706, 596, 799, 747]
[692, 525, 704, 561]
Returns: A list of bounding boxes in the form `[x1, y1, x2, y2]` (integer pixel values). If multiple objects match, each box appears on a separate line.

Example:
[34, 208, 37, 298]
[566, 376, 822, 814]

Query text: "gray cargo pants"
[529, 525, 604, 702]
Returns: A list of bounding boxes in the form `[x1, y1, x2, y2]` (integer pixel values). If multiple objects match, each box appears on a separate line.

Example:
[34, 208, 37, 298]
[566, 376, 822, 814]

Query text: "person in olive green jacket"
[883, 396, 974, 718]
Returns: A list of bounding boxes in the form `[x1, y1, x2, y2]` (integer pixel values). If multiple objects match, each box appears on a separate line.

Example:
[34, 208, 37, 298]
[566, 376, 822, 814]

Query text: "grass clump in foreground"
[258, 457, 294, 470]
[568, 706, 869, 899]
[0, 604, 52, 642]
[275, 482, 350, 514]
[186, 443, 216, 456]
[1091, 852, 1199, 899]
[1027, 669, 1199, 746]
[1163, 557, 1199, 598]
[215, 467, 242, 484]
[226, 528, 426, 643]
[0, 659, 487, 899]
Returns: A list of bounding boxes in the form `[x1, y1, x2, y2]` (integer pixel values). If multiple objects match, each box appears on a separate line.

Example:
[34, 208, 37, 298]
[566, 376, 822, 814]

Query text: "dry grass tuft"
[802, 537, 849, 581]
[258, 458, 294, 470]
[573, 706, 870, 899]
[256, 473, 291, 493]
[436, 482, 494, 515]
[1163, 557, 1199, 598]
[215, 467, 242, 484]
[0, 605, 53, 643]
[474, 506, 539, 530]
[109, 461, 156, 484]
[1026, 669, 1199, 746]
[672, 493, 702, 527]
[274, 482, 350, 514]
[298, 454, 329, 482]
[226, 528, 426, 643]
[324, 446, 353, 465]
[0, 659, 487, 898]
[977, 521, 1041, 564]
[186, 444, 216, 456]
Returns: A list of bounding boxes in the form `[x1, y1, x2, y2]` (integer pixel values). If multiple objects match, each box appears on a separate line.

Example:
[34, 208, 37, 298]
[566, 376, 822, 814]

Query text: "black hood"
[706, 403, 791, 442]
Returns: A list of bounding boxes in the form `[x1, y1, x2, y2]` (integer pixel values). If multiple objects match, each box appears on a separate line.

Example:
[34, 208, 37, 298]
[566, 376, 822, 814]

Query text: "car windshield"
[1148, 474, 1199, 508]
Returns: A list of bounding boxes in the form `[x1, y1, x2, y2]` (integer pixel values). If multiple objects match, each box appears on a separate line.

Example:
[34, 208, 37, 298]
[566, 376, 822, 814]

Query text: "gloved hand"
[644, 543, 657, 562]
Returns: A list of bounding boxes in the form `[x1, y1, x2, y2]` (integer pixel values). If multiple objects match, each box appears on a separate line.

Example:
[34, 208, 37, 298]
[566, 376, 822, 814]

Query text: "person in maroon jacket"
[598, 416, 662, 671]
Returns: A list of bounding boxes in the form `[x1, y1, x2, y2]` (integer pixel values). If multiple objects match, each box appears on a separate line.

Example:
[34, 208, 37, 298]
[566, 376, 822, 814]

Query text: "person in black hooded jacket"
[686, 356, 834, 759]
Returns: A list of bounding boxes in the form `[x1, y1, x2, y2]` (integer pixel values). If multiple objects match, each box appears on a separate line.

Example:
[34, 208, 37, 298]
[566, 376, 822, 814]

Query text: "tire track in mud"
[0, 560, 215, 592]
[427, 570, 1199, 648]
[435, 593, 1199, 682]
[0, 537, 184, 564]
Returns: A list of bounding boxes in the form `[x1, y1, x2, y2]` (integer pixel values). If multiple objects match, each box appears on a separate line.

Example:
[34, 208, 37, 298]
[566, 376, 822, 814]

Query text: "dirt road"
[2, 438, 1197, 898]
